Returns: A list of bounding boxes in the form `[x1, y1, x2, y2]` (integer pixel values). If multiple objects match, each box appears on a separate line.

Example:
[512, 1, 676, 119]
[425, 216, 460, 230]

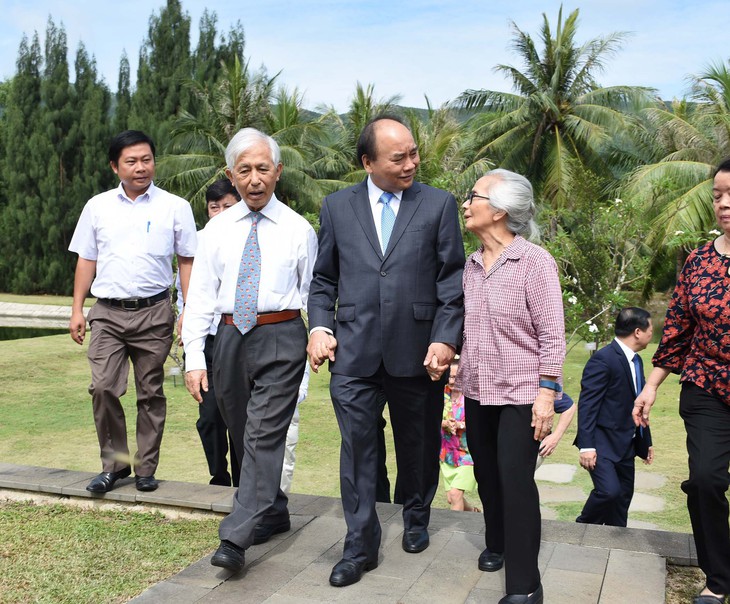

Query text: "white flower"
[674, 230, 684, 236]
[568, 295, 578, 305]
[572, 277, 578, 284]
[709, 229, 722, 236]
[585, 320, 593, 325]
[614, 198, 623, 205]
[589, 324, 599, 333]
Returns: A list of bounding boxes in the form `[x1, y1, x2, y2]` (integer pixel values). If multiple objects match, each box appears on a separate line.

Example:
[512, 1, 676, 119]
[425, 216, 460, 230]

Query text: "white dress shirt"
[367, 177, 402, 250]
[182, 196, 318, 371]
[68, 182, 197, 299]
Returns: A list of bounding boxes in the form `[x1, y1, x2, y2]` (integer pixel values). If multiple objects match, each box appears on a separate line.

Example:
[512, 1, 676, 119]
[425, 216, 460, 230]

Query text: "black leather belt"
[97, 290, 169, 311]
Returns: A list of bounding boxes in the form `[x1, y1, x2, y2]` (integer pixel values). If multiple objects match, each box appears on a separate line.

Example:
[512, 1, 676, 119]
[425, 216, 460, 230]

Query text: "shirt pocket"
[146, 224, 173, 257]
[271, 259, 296, 294]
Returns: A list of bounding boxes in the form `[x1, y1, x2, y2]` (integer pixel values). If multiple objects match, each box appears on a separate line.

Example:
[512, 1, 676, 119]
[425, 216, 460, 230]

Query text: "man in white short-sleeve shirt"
[68, 130, 197, 494]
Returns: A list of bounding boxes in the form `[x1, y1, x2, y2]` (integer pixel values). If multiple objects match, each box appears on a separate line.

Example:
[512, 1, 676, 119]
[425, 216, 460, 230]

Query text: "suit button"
[380, 271, 387, 276]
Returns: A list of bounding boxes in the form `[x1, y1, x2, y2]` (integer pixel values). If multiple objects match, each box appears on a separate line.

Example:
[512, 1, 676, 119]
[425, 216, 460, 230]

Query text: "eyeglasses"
[465, 191, 490, 205]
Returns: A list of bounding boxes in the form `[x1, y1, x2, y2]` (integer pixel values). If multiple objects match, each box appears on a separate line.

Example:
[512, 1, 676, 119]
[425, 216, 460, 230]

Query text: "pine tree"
[130, 0, 192, 147]
[0, 33, 43, 292]
[113, 51, 131, 133]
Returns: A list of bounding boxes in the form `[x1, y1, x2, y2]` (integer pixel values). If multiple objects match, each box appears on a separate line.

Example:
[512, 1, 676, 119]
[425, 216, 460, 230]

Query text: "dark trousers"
[680, 382, 730, 594]
[87, 299, 173, 476]
[197, 334, 240, 487]
[577, 444, 635, 527]
[213, 318, 306, 549]
[465, 399, 541, 594]
[330, 367, 443, 564]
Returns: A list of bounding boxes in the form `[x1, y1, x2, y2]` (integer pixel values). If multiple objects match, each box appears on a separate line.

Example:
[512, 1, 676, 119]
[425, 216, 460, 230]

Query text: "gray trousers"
[214, 317, 307, 548]
[87, 299, 173, 476]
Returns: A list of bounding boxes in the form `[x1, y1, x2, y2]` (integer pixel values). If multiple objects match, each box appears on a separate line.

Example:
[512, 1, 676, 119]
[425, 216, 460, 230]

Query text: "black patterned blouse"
[653, 241, 730, 405]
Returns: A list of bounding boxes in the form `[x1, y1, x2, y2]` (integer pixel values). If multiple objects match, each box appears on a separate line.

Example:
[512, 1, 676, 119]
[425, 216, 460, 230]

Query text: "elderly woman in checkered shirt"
[458, 169, 565, 604]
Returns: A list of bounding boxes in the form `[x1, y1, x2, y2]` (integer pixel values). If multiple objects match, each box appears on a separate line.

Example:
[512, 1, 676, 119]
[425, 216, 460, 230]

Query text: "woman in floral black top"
[633, 159, 730, 604]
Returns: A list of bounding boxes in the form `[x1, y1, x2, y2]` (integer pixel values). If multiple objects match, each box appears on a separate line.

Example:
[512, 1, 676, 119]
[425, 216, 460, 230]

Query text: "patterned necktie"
[632, 354, 643, 394]
[380, 192, 395, 252]
[233, 211, 261, 335]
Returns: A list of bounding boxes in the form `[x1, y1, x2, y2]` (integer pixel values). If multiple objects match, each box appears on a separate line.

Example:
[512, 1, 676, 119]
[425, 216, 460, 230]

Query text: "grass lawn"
[0, 330, 695, 527]
[0, 500, 219, 604]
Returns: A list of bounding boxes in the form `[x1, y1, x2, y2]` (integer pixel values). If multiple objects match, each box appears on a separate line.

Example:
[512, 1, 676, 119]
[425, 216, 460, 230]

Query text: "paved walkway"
[1, 463, 695, 603]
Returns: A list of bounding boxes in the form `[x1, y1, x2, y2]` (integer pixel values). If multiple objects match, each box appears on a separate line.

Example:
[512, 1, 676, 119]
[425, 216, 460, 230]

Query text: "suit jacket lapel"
[610, 340, 637, 395]
[383, 183, 422, 262]
[349, 180, 383, 260]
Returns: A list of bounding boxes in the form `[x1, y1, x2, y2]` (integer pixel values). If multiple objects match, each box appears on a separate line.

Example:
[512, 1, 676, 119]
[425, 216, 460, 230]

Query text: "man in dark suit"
[307, 115, 465, 587]
[575, 307, 655, 527]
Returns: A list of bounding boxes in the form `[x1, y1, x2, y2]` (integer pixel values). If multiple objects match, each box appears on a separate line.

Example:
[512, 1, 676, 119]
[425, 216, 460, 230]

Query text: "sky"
[0, 0, 727, 112]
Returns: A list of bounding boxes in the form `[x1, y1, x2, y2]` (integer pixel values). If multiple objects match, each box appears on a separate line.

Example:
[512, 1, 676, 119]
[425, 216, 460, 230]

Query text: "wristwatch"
[539, 379, 562, 392]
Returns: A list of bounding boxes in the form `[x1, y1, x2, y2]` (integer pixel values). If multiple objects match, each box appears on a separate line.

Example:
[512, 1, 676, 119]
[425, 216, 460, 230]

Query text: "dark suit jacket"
[576, 339, 652, 462]
[308, 178, 465, 378]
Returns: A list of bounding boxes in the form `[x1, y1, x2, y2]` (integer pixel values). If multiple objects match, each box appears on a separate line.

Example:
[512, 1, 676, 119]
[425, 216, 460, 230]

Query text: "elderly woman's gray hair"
[225, 128, 281, 170]
[485, 168, 540, 242]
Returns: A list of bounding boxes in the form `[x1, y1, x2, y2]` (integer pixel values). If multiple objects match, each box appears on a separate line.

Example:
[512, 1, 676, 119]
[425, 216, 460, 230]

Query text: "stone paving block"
[629, 492, 665, 513]
[128, 580, 211, 603]
[600, 550, 665, 604]
[287, 493, 325, 514]
[427, 506, 485, 534]
[296, 496, 344, 518]
[465, 586, 505, 603]
[541, 506, 558, 520]
[541, 566, 603, 603]
[375, 500, 402, 524]
[63, 476, 138, 502]
[542, 518, 587, 545]
[247, 515, 317, 564]
[535, 463, 577, 484]
[261, 516, 348, 569]
[628, 519, 659, 530]
[546, 542, 608, 574]
[635, 471, 667, 490]
[538, 541, 557, 573]
[538, 485, 586, 503]
[399, 531, 485, 604]
[474, 566, 505, 593]
[135, 480, 232, 509]
[582, 523, 692, 561]
[210, 490, 234, 513]
[165, 553, 231, 590]
[371, 527, 451, 582]
[0, 464, 76, 491]
[35, 468, 98, 494]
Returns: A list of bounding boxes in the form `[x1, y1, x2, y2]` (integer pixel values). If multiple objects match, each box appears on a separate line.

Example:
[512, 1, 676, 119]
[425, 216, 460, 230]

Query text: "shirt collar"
[614, 337, 636, 363]
[469, 235, 527, 266]
[232, 194, 283, 224]
[116, 181, 157, 204]
[367, 176, 402, 206]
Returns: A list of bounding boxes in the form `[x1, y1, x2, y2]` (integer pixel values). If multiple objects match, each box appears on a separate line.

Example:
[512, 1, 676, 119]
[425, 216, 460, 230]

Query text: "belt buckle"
[121, 299, 140, 311]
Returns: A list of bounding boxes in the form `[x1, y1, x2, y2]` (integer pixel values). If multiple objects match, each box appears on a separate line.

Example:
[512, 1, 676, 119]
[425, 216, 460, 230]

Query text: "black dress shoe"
[328, 558, 378, 587]
[86, 467, 131, 493]
[402, 529, 430, 553]
[694, 594, 726, 604]
[499, 584, 543, 604]
[478, 547, 504, 572]
[253, 518, 291, 545]
[135, 475, 159, 491]
[211, 540, 245, 572]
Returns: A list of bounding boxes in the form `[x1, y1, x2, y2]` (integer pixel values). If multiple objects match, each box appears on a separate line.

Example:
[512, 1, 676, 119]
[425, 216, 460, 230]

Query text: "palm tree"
[156, 55, 278, 213]
[456, 5, 656, 210]
[623, 60, 730, 253]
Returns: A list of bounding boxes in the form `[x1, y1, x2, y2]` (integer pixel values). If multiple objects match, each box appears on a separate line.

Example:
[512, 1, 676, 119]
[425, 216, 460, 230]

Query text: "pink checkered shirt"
[458, 236, 565, 406]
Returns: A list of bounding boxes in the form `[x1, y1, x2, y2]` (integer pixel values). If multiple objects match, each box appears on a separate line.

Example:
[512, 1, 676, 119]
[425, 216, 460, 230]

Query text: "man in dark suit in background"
[307, 115, 464, 587]
[576, 307, 655, 527]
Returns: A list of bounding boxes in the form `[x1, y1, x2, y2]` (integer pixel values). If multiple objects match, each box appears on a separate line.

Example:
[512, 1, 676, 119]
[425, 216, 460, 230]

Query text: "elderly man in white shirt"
[183, 127, 317, 574]
[68, 130, 197, 494]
